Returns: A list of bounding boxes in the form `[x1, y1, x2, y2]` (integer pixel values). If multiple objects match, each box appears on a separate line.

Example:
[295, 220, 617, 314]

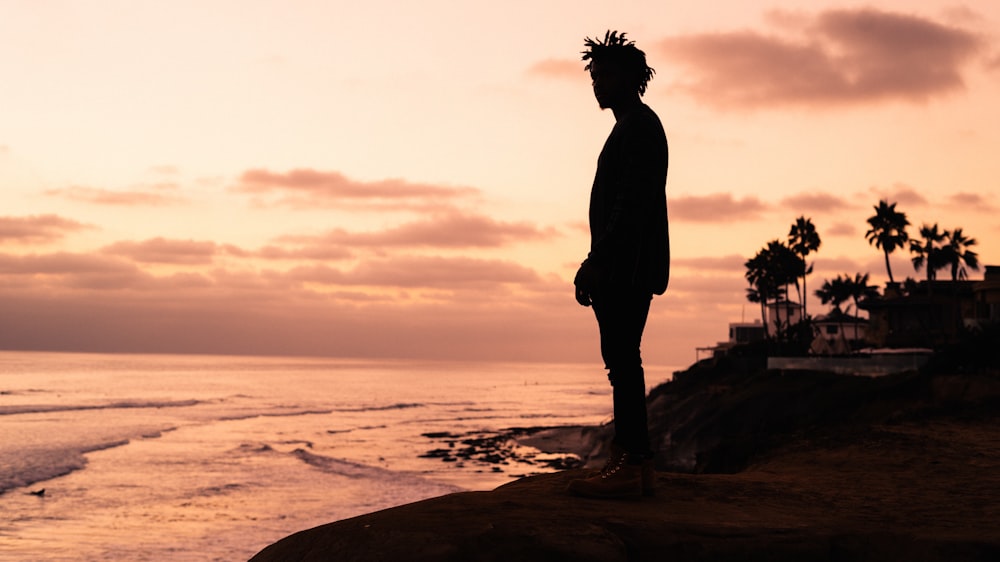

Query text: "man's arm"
[586, 116, 667, 279]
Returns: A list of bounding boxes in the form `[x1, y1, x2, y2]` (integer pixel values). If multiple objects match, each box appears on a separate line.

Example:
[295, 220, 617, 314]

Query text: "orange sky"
[2, 1, 999, 366]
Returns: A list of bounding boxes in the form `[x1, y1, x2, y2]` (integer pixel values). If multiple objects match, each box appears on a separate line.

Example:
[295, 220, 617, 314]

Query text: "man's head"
[582, 31, 654, 109]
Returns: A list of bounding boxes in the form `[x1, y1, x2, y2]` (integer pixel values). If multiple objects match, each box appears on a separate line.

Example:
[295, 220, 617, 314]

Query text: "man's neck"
[610, 95, 644, 121]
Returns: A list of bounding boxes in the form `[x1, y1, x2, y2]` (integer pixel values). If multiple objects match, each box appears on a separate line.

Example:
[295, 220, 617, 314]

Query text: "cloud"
[811, 255, 869, 275]
[279, 212, 557, 250]
[0, 215, 92, 244]
[0, 251, 150, 290]
[0, 251, 696, 364]
[45, 186, 184, 206]
[780, 192, 855, 213]
[670, 193, 769, 222]
[659, 8, 985, 109]
[101, 238, 219, 265]
[672, 254, 746, 271]
[285, 255, 542, 289]
[668, 273, 747, 297]
[252, 244, 354, 261]
[234, 168, 479, 208]
[527, 58, 583, 80]
[0, 252, 134, 275]
[987, 52, 1000, 71]
[865, 183, 929, 207]
[825, 221, 857, 237]
[948, 192, 997, 212]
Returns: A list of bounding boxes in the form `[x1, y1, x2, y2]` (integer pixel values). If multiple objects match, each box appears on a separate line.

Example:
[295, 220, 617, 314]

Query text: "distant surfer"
[569, 31, 669, 499]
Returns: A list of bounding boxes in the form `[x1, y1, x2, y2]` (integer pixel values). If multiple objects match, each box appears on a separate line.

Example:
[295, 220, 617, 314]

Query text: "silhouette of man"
[568, 31, 669, 499]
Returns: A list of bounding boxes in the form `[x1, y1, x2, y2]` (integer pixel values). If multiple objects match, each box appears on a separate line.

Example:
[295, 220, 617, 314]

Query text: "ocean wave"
[0, 439, 133, 495]
[331, 402, 424, 413]
[217, 409, 334, 422]
[0, 399, 201, 416]
[288, 449, 462, 495]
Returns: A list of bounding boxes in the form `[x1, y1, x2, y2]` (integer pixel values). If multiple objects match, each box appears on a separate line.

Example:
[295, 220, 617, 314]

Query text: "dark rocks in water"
[419, 428, 584, 473]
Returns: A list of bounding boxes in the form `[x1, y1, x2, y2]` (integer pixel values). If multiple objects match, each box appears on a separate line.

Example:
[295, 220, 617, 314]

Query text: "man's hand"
[574, 259, 598, 307]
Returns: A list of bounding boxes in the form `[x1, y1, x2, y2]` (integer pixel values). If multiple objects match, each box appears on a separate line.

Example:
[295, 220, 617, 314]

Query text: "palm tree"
[788, 216, 821, 319]
[865, 200, 909, 284]
[845, 272, 879, 328]
[745, 240, 805, 335]
[815, 275, 851, 314]
[745, 240, 803, 340]
[815, 274, 854, 351]
[745, 250, 777, 340]
[940, 228, 979, 280]
[910, 223, 947, 282]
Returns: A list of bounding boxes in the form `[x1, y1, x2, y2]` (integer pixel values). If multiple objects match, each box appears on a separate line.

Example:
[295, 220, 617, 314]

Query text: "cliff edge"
[252, 362, 1000, 561]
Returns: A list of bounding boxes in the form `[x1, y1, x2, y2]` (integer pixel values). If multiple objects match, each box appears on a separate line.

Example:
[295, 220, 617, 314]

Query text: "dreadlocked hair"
[582, 30, 655, 96]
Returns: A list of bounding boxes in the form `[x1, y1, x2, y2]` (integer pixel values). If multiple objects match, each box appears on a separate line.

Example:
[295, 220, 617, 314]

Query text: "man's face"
[590, 59, 629, 110]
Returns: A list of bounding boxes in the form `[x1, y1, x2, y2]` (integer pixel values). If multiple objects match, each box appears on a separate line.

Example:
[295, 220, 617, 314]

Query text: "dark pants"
[591, 290, 652, 458]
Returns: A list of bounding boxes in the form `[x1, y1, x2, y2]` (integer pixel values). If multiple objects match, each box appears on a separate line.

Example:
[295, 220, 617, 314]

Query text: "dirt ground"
[252, 415, 1000, 561]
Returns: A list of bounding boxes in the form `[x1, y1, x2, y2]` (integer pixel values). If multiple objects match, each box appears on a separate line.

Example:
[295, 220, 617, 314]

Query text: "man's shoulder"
[615, 104, 666, 146]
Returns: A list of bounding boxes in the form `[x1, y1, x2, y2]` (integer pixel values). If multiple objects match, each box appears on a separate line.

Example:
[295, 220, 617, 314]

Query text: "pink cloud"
[659, 8, 985, 109]
[865, 183, 929, 207]
[671, 254, 746, 271]
[667, 273, 747, 296]
[780, 192, 855, 213]
[286, 255, 542, 289]
[826, 222, 857, 237]
[987, 52, 1000, 71]
[0, 252, 137, 275]
[0, 252, 714, 364]
[234, 168, 479, 207]
[253, 245, 354, 261]
[0, 252, 150, 291]
[948, 192, 997, 212]
[0, 215, 91, 244]
[45, 186, 184, 206]
[811, 255, 869, 275]
[670, 193, 769, 222]
[101, 238, 219, 265]
[280, 212, 557, 250]
[527, 58, 583, 80]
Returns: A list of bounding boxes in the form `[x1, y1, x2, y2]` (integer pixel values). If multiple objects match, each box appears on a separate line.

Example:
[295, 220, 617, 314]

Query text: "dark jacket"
[587, 103, 669, 295]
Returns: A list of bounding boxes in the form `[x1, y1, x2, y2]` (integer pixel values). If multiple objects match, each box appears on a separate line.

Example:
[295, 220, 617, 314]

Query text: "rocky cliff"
[251, 359, 1000, 561]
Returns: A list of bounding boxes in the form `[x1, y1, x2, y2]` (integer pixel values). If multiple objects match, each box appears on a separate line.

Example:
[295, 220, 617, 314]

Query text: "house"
[971, 265, 1000, 328]
[861, 266, 998, 348]
[729, 321, 767, 345]
[695, 320, 766, 361]
[810, 309, 868, 355]
[765, 299, 801, 338]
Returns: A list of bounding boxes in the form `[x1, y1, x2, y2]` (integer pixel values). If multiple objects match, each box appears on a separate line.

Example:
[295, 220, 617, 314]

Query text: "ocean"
[0, 351, 675, 561]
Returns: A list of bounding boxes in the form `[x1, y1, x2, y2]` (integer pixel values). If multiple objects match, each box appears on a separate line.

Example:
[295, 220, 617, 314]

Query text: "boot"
[567, 453, 642, 499]
[587, 445, 656, 497]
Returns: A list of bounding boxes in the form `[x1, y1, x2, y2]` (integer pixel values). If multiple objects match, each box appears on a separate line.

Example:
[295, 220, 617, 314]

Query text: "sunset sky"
[2, 1, 999, 367]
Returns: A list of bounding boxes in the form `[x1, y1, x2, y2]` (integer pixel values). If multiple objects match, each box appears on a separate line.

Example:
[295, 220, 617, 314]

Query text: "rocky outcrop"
[252, 363, 1000, 561]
